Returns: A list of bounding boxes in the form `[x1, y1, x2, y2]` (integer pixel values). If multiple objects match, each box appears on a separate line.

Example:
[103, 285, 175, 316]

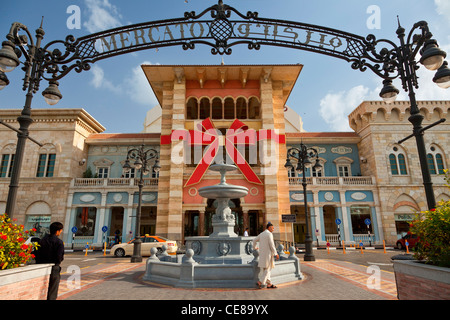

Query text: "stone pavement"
[57, 258, 398, 301]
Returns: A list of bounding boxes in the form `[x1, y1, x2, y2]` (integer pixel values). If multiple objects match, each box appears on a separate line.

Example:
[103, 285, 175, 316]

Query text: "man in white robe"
[252, 222, 279, 288]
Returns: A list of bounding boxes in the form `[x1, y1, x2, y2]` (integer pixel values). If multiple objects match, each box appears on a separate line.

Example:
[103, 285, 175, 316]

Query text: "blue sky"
[1, 0, 449, 133]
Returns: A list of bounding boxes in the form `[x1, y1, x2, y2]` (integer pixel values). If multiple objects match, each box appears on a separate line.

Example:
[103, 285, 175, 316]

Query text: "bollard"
[383, 240, 386, 253]
[360, 243, 364, 254]
[103, 242, 107, 256]
[85, 242, 88, 256]
[326, 241, 330, 254]
[406, 241, 410, 254]
[342, 241, 346, 254]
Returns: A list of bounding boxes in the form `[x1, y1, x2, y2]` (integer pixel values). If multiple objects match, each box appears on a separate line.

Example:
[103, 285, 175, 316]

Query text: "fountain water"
[143, 163, 303, 288]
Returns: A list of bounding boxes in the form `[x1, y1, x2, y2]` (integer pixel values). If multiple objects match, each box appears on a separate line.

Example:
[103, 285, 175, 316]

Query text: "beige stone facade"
[349, 100, 450, 244]
[0, 109, 104, 233]
[142, 65, 303, 241]
[1, 65, 449, 249]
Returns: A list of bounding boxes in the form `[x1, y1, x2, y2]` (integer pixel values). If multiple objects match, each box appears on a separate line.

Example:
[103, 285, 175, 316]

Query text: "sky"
[1, 0, 449, 134]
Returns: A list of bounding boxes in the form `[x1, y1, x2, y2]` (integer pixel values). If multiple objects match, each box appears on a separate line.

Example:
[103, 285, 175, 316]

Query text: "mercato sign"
[92, 21, 345, 55]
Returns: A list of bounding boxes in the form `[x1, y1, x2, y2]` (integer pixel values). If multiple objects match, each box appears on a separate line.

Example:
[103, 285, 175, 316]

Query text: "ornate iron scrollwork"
[5, 1, 437, 84]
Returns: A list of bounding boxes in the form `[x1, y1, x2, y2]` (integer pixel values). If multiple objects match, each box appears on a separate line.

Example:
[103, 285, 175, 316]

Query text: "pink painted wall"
[183, 178, 265, 204]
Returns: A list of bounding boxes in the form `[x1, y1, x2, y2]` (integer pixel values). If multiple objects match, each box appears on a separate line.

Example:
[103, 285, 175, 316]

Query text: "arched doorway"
[25, 201, 52, 238]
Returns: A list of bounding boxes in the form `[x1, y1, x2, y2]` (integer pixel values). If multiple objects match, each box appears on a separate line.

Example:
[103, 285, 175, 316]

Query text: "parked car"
[111, 235, 177, 257]
[396, 233, 419, 250]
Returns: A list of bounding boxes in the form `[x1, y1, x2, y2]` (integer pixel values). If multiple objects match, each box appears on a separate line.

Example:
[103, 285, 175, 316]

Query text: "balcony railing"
[72, 177, 159, 188]
[289, 176, 374, 186]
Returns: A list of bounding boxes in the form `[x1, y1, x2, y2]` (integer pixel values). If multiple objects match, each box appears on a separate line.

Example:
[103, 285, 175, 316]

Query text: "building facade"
[0, 64, 448, 248]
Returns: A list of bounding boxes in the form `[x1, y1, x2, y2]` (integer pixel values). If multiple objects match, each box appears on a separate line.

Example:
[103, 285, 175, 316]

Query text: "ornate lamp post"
[284, 144, 322, 261]
[0, 20, 64, 218]
[122, 144, 160, 263]
[356, 20, 450, 210]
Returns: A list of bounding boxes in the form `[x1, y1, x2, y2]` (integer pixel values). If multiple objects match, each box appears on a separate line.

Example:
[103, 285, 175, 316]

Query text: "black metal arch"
[35, 0, 418, 82]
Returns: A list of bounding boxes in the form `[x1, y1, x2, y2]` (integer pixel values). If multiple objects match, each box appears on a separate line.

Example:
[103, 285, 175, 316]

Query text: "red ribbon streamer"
[160, 118, 285, 187]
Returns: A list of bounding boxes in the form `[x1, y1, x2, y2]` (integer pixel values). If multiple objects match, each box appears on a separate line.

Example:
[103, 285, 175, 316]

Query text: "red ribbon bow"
[161, 118, 285, 187]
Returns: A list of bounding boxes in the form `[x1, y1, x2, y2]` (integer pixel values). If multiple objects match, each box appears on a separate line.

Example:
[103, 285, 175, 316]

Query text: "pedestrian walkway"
[58, 262, 143, 299]
[57, 258, 397, 301]
[303, 259, 397, 299]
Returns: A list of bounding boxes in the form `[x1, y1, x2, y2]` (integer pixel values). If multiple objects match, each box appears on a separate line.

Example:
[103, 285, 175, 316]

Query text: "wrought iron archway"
[1, 0, 448, 219]
[25, 0, 421, 82]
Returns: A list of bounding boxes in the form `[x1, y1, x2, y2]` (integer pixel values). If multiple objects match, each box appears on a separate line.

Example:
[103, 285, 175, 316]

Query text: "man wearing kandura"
[252, 222, 279, 289]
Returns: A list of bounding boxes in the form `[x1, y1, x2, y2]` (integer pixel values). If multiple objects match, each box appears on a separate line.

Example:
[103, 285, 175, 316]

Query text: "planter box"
[393, 260, 450, 300]
[0, 264, 53, 300]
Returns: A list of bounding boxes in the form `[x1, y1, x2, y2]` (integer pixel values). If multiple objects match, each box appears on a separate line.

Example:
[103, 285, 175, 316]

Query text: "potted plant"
[0, 215, 53, 300]
[392, 169, 450, 300]
[0, 215, 38, 269]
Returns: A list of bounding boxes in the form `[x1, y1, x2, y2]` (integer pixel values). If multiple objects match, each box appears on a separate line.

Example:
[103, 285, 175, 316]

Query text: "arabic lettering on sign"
[91, 20, 345, 55]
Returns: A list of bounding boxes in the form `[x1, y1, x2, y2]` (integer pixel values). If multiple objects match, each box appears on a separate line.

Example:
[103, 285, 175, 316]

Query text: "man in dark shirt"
[35, 222, 64, 300]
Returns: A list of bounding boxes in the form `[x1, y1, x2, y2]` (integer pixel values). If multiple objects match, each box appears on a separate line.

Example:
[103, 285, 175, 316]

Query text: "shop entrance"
[140, 206, 157, 236]
[292, 205, 306, 244]
[110, 207, 124, 238]
[247, 210, 259, 236]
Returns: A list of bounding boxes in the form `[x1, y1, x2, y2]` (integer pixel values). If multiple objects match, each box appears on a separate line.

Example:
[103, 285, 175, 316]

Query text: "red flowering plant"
[0, 214, 38, 270]
[410, 169, 450, 267]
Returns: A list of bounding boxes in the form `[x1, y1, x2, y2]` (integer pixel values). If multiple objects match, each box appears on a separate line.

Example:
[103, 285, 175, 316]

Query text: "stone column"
[243, 210, 249, 233]
[339, 191, 351, 243]
[156, 70, 185, 242]
[260, 74, 291, 241]
[198, 210, 205, 236]
[95, 192, 107, 245]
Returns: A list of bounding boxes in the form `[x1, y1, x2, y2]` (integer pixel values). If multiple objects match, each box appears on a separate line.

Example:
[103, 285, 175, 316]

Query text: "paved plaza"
[57, 249, 399, 303]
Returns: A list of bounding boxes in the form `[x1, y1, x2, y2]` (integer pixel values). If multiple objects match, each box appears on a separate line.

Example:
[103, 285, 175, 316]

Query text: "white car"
[110, 235, 177, 257]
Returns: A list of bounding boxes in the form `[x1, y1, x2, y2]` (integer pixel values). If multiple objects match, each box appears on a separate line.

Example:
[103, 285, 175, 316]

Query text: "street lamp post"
[360, 20, 450, 210]
[284, 144, 322, 262]
[122, 144, 160, 263]
[0, 20, 63, 219]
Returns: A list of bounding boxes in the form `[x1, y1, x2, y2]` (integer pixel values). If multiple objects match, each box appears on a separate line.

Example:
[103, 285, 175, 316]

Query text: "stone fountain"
[143, 163, 303, 288]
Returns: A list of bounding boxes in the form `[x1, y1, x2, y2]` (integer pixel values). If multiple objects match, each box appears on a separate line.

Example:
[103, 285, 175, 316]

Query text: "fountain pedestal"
[185, 163, 254, 264]
[143, 163, 303, 288]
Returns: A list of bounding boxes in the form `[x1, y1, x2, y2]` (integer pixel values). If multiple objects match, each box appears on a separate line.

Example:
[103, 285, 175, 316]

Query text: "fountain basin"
[185, 236, 255, 264]
[142, 163, 303, 288]
[198, 184, 248, 199]
[143, 248, 303, 288]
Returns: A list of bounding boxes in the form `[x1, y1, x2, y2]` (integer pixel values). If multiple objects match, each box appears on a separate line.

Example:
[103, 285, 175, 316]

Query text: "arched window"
[224, 97, 235, 119]
[389, 146, 408, 175]
[212, 97, 222, 119]
[186, 97, 198, 119]
[0, 144, 15, 178]
[248, 97, 260, 119]
[236, 97, 247, 119]
[199, 97, 210, 119]
[37, 144, 57, 177]
[389, 154, 399, 175]
[427, 154, 437, 175]
[427, 145, 446, 175]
